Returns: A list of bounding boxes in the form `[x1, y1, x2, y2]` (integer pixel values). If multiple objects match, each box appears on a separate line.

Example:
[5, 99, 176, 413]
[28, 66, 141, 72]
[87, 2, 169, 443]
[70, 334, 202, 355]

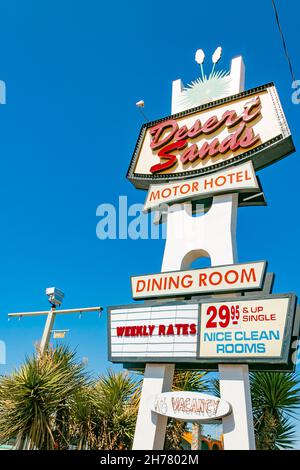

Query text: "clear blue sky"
[0, 0, 299, 445]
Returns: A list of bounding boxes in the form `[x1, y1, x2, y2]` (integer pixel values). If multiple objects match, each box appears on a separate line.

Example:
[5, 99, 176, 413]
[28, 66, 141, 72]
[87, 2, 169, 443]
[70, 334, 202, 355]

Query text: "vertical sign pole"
[170, 55, 255, 450]
[219, 365, 255, 449]
[132, 364, 175, 450]
[170, 195, 256, 449]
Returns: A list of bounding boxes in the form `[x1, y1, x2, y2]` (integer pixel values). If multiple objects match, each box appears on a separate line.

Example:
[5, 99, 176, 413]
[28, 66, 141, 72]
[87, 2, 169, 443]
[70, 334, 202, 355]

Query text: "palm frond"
[250, 372, 300, 417]
[172, 370, 210, 393]
[0, 346, 88, 449]
[251, 372, 300, 450]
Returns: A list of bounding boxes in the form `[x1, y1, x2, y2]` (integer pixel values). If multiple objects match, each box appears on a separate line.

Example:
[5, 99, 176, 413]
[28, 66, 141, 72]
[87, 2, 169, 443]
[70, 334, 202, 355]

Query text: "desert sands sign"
[127, 83, 294, 189]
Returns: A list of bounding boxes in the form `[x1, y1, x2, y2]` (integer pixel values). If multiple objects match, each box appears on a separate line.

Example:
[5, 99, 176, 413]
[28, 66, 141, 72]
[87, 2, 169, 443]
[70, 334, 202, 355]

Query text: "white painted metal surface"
[132, 363, 175, 450]
[40, 308, 56, 354]
[219, 364, 255, 449]
[161, 192, 238, 270]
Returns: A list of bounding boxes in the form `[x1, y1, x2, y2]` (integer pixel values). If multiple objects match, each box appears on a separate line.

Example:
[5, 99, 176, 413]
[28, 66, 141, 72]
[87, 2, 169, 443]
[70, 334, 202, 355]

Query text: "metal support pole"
[132, 363, 175, 450]
[8, 305, 102, 354]
[39, 307, 56, 354]
[219, 364, 255, 449]
[191, 423, 202, 450]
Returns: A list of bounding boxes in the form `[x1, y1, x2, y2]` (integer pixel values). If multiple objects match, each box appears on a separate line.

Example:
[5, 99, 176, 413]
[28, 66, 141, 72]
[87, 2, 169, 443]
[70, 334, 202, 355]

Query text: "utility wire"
[271, 0, 296, 83]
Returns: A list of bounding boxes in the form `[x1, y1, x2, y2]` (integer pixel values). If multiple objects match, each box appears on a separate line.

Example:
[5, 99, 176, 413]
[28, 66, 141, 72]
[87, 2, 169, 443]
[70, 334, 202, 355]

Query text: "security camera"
[136, 100, 145, 108]
[45, 287, 65, 307]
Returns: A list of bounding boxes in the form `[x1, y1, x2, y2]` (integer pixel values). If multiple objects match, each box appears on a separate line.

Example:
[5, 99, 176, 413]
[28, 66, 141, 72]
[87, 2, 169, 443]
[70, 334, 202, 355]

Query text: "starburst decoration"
[180, 47, 231, 109]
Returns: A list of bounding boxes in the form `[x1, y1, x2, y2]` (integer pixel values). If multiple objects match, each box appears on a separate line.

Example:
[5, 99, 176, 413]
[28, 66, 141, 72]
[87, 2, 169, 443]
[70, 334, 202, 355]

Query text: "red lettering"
[208, 138, 220, 157]
[187, 119, 202, 139]
[201, 116, 219, 134]
[158, 324, 166, 335]
[150, 120, 178, 150]
[149, 190, 161, 201]
[229, 123, 248, 151]
[150, 140, 187, 173]
[174, 125, 189, 140]
[198, 141, 210, 160]
[180, 143, 202, 163]
[199, 273, 207, 286]
[116, 327, 125, 337]
[209, 272, 222, 285]
[147, 96, 262, 174]
[166, 324, 175, 335]
[241, 267, 256, 283]
[182, 324, 189, 335]
[225, 270, 239, 284]
[239, 127, 260, 148]
[219, 134, 234, 154]
[243, 96, 261, 123]
[148, 325, 155, 336]
[136, 280, 146, 292]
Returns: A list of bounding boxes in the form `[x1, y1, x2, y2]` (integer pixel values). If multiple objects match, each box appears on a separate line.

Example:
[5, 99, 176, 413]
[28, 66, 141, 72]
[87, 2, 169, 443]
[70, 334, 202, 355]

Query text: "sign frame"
[130, 260, 268, 300]
[108, 293, 298, 372]
[127, 82, 295, 190]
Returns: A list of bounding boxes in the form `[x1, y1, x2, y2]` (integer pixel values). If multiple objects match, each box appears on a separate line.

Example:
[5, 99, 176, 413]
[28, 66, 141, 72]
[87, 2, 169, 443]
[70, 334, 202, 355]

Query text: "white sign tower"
[110, 48, 296, 450]
[132, 55, 255, 450]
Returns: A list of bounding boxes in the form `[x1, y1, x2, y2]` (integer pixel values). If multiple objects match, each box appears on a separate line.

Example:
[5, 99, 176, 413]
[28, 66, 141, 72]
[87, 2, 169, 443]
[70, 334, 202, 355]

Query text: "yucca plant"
[88, 370, 140, 450]
[71, 384, 98, 450]
[172, 370, 210, 393]
[250, 372, 300, 450]
[212, 371, 300, 450]
[0, 346, 87, 450]
[0, 352, 141, 451]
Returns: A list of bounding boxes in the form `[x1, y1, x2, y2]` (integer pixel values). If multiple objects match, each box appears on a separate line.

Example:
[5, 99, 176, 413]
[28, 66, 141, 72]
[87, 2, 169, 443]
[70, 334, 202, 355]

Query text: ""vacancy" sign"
[152, 391, 231, 422]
